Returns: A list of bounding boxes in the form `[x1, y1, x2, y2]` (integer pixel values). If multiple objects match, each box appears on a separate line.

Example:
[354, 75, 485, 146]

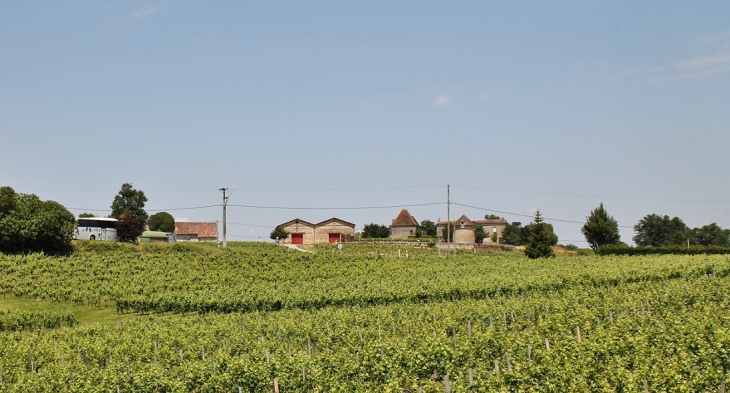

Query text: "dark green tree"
[633, 214, 688, 247]
[474, 224, 487, 243]
[270, 226, 289, 241]
[500, 222, 526, 245]
[581, 203, 621, 252]
[524, 221, 558, 246]
[484, 214, 502, 220]
[524, 211, 556, 259]
[110, 183, 148, 233]
[688, 223, 730, 246]
[362, 223, 390, 238]
[440, 223, 454, 243]
[0, 186, 18, 219]
[0, 190, 76, 254]
[116, 216, 141, 243]
[419, 220, 437, 237]
[148, 212, 175, 232]
[79, 212, 96, 218]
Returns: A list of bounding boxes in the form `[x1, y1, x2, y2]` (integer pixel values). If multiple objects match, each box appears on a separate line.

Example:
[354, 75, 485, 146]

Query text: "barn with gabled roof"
[277, 217, 355, 244]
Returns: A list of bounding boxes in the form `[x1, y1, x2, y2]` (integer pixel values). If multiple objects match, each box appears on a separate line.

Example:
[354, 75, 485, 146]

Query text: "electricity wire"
[227, 202, 444, 210]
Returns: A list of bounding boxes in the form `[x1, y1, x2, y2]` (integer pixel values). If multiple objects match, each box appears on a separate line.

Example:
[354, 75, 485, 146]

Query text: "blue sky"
[2, 1, 729, 244]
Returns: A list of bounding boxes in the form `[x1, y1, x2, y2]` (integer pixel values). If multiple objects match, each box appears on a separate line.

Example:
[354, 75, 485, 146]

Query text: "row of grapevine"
[1, 244, 727, 315]
[0, 310, 77, 332]
[1, 270, 729, 391]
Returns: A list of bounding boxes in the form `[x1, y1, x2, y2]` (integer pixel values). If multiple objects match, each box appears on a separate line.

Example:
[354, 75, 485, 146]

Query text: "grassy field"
[0, 242, 728, 392]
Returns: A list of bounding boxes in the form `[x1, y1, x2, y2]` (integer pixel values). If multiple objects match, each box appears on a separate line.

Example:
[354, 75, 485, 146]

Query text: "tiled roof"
[454, 214, 475, 227]
[437, 218, 508, 226]
[278, 218, 315, 228]
[438, 214, 475, 227]
[391, 209, 418, 227]
[473, 218, 508, 225]
[174, 222, 218, 238]
[315, 217, 356, 228]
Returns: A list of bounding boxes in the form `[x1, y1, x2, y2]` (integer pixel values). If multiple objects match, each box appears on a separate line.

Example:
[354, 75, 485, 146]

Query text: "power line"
[228, 222, 272, 228]
[227, 202, 445, 210]
[450, 202, 633, 228]
[66, 205, 219, 213]
[227, 234, 262, 239]
[15, 184, 445, 193]
[451, 184, 730, 204]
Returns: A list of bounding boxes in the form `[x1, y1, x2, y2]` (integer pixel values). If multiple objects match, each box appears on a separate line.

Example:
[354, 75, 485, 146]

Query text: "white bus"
[75, 217, 118, 241]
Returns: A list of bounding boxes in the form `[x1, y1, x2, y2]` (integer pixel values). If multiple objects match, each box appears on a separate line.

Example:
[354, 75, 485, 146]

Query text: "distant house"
[390, 209, 419, 239]
[174, 222, 218, 242]
[277, 217, 356, 244]
[437, 215, 508, 244]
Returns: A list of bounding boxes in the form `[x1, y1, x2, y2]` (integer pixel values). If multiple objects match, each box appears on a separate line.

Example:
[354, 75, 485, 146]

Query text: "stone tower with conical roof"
[390, 209, 419, 239]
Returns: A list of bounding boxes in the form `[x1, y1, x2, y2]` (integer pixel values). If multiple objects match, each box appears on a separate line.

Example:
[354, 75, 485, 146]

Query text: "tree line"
[0, 183, 176, 254]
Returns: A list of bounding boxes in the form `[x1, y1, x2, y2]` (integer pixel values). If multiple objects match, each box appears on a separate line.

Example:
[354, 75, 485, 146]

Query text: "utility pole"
[447, 184, 450, 258]
[219, 188, 229, 248]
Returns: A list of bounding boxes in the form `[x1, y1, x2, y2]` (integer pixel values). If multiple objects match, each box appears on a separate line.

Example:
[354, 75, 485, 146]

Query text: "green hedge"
[598, 244, 730, 256]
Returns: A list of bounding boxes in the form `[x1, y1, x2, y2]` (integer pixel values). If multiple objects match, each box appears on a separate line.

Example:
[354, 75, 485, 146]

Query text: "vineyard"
[0, 242, 729, 391]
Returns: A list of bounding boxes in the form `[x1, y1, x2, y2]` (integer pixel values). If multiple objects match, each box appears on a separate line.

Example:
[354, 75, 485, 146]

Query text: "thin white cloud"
[619, 31, 730, 84]
[433, 94, 452, 107]
[621, 50, 730, 84]
[133, 7, 157, 19]
[677, 52, 730, 70]
[698, 30, 730, 44]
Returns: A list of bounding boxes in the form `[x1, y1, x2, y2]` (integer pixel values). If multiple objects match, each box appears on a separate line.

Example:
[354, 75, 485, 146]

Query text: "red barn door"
[292, 233, 304, 244]
[328, 233, 341, 243]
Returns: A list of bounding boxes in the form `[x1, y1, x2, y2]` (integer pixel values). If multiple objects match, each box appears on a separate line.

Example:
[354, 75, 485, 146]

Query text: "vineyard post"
[527, 344, 532, 361]
[720, 381, 726, 393]
[238, 387, 242, 393]
[643, 380, 648, 392]
[266, 349, 269, 364]
[545, 338, 551, 351]
[505, 353, 512, 371]
[0, 366, 3, 383]
[418, 386, 423, 393]
[467, 320, 472, 337]
[444, 375, 451, 393]
[29, 347, 35, 373]
[468, 368, 473, 386]
[576, 326, 581, 343]
[494, 360, 500, 374]
[274, 378, 280, 393]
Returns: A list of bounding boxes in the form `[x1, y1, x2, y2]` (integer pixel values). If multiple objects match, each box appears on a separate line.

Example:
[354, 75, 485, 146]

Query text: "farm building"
[437, 215, 508, 244]
[390, 209, 419, 239]
[277, 217, 356, 244]
[174, 222, 218, 242]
